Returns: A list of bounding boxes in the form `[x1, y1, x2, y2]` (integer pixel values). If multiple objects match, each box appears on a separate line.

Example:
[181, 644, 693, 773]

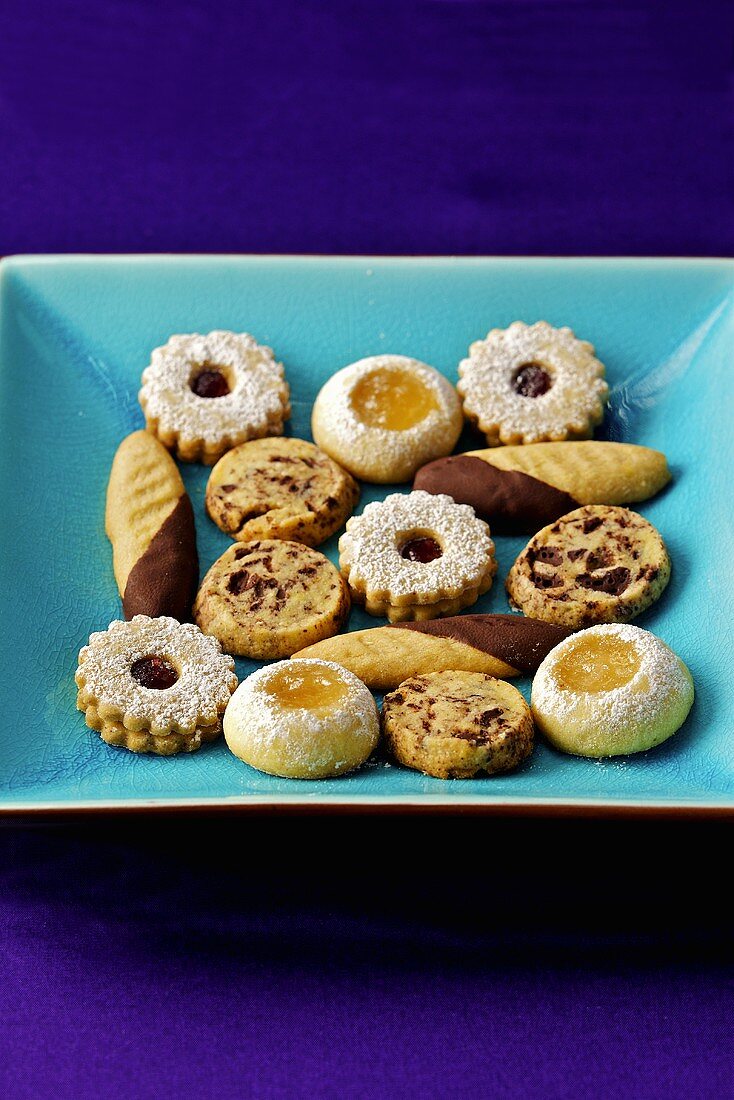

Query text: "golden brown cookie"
[105, 430, 198, 621]
[506, 505, 671, 628]
[531, 624, 694, 757]
[75, 616, 237, 755]
[224, 659, 380, 778]
[414, 441, 671, 534]
[205, 437, 359, 547]
[293, 614, 572, 691]
[382, 671, 534, 779]
[193, 539, 351, 658]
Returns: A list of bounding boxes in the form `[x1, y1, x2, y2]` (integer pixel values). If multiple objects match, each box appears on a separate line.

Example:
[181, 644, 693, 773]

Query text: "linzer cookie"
[506, 505, 671, 628]
[339, 490, 496, 622]
[311, 355, 463, 483]
[139, 330, 290, 464]
[531, 624, 694, 758]
[75, 616, 237, 755]
[294, 614, 572, 692]
[206, 437, 359, 547]
[193, 539, 350, 658]
[414, 441, 671, 534]
[382, 671, 534, 780]
[105, 431, 198, 621]
[457, 321, 608, 446]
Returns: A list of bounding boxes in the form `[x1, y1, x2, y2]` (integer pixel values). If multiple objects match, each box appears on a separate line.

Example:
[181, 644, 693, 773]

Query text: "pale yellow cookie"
[205, 437, 359, 547]
[458, 321, 608, 446]
[139, 331, 290, 464]
[193, 539, 351, 658]
[531, 624, 694, 757]
[105, 430, 198, 621]
[506, 505, 671, 628]
[312, 355, 463, 483]
[382, 670, 534, 779]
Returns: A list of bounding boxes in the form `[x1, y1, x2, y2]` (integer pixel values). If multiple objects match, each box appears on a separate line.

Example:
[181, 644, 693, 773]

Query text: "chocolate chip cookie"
[206, 437, 359, 547]
[193, 539, 351, 658]
[506, 505, 671, 628]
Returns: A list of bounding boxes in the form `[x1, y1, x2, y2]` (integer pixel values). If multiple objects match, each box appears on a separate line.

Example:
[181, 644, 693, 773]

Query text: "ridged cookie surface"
[105, 430, 198, 620]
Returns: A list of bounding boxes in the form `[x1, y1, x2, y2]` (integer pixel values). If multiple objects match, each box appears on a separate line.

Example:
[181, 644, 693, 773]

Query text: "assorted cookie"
[531, 624, 694, 757]
[312, 354, 463, 483]
[382, 671, 534, 779]
[224, 659, 380, 778]
[458, 321, 608, 446]
[106, 431, 199, 621]
[339, 490, 496, 622]
[206, 436, 359, 547]
[75, 616, 237, 755]
[294, 614, 572, 692]
[414, 440, 671, 534]
[506, 504, 671, 628]
[193, 539, 350, 659]
[140, 330, 290, 465]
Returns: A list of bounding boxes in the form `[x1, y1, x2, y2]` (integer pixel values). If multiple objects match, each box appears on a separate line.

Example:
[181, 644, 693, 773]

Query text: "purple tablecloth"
[2, 2, 733, 1096]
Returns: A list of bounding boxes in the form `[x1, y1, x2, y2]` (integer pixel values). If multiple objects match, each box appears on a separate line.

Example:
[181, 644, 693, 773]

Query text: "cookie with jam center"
[193, 539, 351, 658]
[506, 505, 671, 628]
[382, 670, 534, 779]
[206, 437, 359, 547]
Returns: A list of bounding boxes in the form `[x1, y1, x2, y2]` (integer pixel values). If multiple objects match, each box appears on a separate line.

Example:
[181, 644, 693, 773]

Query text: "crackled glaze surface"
[0, 255, 732, 810]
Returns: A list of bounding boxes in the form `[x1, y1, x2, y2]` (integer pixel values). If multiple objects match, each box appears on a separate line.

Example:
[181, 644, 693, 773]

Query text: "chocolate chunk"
[534, 546, 563, 566]
[577, 567, 631, 595]
[582, 516, 603, 533]
[532, 570, 562, 589]
[479, 708, 502, 727]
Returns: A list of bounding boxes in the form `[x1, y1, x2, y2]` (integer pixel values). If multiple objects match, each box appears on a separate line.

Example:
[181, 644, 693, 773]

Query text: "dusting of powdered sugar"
[76, 615, 237, 735]
[339, 490, 495, 600]
[139, 331, 289, 446]
[458, 320, 608, 444]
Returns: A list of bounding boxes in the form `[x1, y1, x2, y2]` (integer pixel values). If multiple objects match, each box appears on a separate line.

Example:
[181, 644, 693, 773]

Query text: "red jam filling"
[191, 369, 230, 398]
[513, 363, 552, 398]
[400, 537, 443, 563]
[130, 655, 179, 689]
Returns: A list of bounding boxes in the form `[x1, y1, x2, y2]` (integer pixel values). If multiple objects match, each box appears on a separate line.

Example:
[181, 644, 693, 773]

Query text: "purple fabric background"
[2, 1, 733, 1096]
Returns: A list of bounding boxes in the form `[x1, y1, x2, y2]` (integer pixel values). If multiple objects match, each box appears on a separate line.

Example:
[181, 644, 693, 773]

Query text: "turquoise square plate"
[1, 255, 733, 815]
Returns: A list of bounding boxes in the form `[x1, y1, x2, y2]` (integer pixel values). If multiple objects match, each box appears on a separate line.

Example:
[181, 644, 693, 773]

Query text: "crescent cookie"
[339, 491, 496, 622]
[506, 505, 671, 628]
[139, 330, 290, 465]
[294, 614, 572, 692]
[457, 321, 608, 446]
[311, 355, 463, 483]
[531, 624, 694, 757]
[382, 671, 534, 780]
[75, 616, 237, 755]
[105, 430, 199, 621]
[414, 441, 671, 534]
[224, 659, 380, 779]
[205, 437, 359, 547]
[193, 539, 350, 658]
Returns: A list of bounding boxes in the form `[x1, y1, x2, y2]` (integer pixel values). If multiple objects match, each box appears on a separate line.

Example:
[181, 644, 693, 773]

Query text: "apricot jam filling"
[554, 635, 641, 694]
[264, 663, 348, 712]
[350, 368, 439, 430]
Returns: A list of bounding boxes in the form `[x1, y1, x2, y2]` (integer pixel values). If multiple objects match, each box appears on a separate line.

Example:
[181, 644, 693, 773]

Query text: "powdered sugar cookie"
[139, 330, 290, 464]
[531, 624, 694, 757]
[311, 355, 462, 483]
[75, 616, 237, 755]
[339, 490, 496, 622]
[224, 659, 380, 778]
[458, 321, 608, 446]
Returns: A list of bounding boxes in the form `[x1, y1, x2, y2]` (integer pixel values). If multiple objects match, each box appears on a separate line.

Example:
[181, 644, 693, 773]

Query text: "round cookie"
[339, 490, 496, 622]
[205, 437, 359, 547]
[193, 539, 350, 658]
[139, 330, 290, 464]
[312, 355, 463, 483]
[506, 505, 671, 628]
[382, 670, 534, 780]
[531, 624, 694, 757]
[458, 321, 608, 446]
[224, 658, 380, 778]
